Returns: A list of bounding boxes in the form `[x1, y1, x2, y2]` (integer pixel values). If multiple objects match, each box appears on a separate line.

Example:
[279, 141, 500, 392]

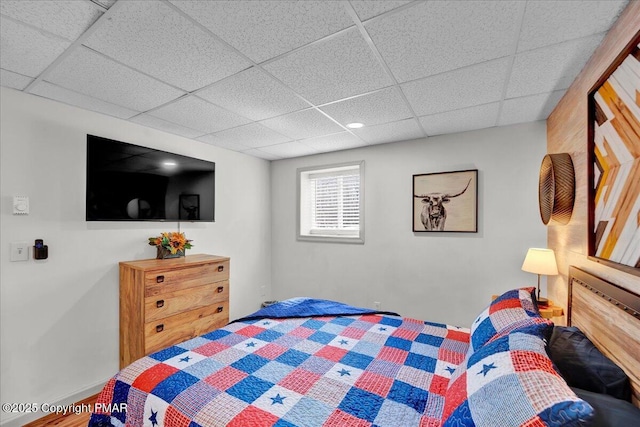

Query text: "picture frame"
[413, 169, 478, 233]
[179, 194, 200, 221]
[587, 31, 640, 276]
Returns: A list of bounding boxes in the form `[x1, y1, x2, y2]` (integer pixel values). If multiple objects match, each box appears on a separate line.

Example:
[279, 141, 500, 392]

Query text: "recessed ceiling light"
[163, 161, 177, 167]
[346, 122, 364, 129]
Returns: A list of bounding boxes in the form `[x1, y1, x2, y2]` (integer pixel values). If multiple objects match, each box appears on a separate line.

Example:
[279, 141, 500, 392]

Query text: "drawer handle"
[217, 306, 224, 313]
[217, 265, 224, 272]
[156, 275, 164, 283]
[156, 324, 164, 333]
[217, 286, 224, 293]
[156, 300, 164, 308]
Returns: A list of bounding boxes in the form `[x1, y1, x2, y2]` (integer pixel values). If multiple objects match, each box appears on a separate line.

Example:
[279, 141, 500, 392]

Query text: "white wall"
[271, 121, 548, 327]
[0, 88, 272, 424]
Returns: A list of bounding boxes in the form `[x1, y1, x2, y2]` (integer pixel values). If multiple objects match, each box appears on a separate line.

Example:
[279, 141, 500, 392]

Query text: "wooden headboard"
[568, 266, 640, 407]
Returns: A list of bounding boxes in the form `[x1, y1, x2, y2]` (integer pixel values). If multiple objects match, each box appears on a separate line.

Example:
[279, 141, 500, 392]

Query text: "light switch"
[13, 196, 29, 215]
[10, 242, 29, 261]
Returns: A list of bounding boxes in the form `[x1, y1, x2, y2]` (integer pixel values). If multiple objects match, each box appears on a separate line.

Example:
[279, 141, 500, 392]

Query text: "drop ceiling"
[0, 0, 629, 160]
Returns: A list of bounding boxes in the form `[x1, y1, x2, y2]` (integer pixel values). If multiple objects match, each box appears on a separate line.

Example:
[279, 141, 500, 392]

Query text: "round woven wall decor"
[539, 153, 575, 225]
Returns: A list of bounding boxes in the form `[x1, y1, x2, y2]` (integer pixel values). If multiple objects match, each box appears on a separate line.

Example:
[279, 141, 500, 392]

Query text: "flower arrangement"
[148, 232, 193, 258]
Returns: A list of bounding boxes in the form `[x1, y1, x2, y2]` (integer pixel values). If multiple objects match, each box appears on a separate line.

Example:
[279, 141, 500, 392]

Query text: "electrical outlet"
[374, 301, 381, 309]
[260, 286, 266, 297]
[10, 242, 29, 261]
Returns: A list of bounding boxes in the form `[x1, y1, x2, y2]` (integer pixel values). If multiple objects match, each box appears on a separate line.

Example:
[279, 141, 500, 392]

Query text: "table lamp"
[521, 248, 558, 307]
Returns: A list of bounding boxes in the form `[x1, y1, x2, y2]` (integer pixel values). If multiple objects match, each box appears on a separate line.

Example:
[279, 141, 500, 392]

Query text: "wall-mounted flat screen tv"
[86, 135, 215, 222]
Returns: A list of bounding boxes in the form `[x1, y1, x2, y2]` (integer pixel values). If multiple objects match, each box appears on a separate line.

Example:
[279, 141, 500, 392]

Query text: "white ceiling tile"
[258, 141, 318, 159]
[197, 67, 308, 121]
[319, 87, 413, 127]
[518, 0, 628, 52]
[499, 90, 565, 126]
[351, 118, 424, 145]
[300, 132, 368, 153]
[83, 0, 250, 91]
[129, 114, 205, 139]
[209, 123, 292, 149]
[197, 133, 250, 152]
[45, 46, 184, 111]
[170, 0, 353, 63]
[30, 81, 139, 119]
[507, 34, 605, 98]
[0, 0, 103, 41]
[420, 103, 500, 136]
[0, 16, 70, 77]
[241, 149, 282, 161]
[0, 69, 33, 90]
[402, 58, 510, 117]
[349, 1, 413, 22]
[366, 1, 523, 83]
[260, 108, 344, 140]
[91, 0, 117, 9]
[150, 96, 250, 134]
[264, 28, 393, 105]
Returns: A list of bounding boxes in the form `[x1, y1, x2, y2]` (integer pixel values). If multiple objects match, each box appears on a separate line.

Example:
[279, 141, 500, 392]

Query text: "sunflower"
[148, 232, 193, 254]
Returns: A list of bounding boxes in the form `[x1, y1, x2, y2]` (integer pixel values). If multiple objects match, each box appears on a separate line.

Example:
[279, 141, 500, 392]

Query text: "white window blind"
[298, 161, 364, 243]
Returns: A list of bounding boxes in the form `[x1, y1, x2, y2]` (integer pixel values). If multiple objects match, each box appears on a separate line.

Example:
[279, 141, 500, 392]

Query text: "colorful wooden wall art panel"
[590, 36, 640, 273]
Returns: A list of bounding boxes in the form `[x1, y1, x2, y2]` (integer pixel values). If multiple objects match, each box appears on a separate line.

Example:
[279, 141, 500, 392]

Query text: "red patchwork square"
[341, 327, 366, 340]
[489, 298, 522, 313]
[377, 347, 408, 364]
[391, 327, 420, 341]
[94, 378, 116, 413]
[512, 350, 555, 374]
[165, 406, 191, 427]
[132, 363, 178, 392]
[420, 416, 442, 427]
[228, 406, 279, 427]
[521, 415, 547, 426]
[290, 326, 315, 339]
[429, 375, 449, 395]
[195, 341, 229, 357]
[446, 330, 469, 343]
[359, 314, 383, 324]
[323, 409, 372, 427]
[438, 348, 465, 365]
[203, 366, 248, 391]
[441, 373, 467, 421]
[315, 345, 349, 362]
[354, 371, 394, 397]
[236, 325, 266, 337]
[254, 343, 288, 360]
[279, 368, 321, 394]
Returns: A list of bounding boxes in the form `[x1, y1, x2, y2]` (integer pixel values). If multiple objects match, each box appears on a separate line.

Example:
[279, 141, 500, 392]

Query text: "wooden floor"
[24, 394, 98, 427]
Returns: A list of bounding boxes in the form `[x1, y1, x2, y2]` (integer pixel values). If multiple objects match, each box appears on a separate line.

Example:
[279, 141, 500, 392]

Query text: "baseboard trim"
[0, 380, 107, 427]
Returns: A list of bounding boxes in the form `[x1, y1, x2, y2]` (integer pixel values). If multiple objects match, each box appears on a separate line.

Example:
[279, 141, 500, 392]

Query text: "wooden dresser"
[119, 254, 230, 368]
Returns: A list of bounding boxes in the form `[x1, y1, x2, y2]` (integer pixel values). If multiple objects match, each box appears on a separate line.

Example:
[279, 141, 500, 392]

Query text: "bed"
[88, 266, 640, 426]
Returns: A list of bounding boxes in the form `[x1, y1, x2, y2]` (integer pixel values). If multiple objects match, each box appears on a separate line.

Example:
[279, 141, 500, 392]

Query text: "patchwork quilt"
[89, 299, 470, 427]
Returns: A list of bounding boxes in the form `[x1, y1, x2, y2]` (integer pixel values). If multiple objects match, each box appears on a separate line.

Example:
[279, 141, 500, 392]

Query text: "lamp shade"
[521, 248, 558, 276]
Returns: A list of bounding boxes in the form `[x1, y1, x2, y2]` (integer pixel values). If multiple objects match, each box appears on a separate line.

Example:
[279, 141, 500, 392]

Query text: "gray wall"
[0, 88, 272, 425]
[270, 121, 548, 326]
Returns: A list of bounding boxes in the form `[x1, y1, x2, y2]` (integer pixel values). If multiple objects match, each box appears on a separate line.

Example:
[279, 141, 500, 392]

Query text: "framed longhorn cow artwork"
[413, 169, 478, 232]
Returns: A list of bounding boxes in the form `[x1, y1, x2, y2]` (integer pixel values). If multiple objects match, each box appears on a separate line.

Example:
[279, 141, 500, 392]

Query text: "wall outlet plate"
[10, 242, 29, 261]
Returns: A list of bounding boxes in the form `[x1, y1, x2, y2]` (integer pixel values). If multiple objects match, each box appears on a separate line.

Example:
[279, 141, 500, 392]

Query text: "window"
[297, 161, 364, 243]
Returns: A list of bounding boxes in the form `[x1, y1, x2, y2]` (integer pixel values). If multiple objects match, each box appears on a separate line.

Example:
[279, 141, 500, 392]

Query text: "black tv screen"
[86, 135, 215, 222]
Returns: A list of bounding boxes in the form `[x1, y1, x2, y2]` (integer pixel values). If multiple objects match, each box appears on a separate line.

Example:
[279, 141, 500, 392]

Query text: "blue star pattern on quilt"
[270, 393, 286, 405]
[338, 368, 351, 377]
[246, 341, 256, 347]
[148, 409, 158, 427]
[179, 356, 191, 363]
[477, 362, 496, 376]
[445, 366, 456, 374]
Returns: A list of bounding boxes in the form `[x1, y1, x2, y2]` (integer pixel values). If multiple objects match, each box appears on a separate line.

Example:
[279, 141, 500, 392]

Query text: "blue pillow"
[548, 326, 631, 401]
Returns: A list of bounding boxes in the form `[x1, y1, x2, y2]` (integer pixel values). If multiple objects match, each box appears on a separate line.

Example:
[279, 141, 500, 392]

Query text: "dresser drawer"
[144, 301, 229, 354]
[145, 260, 229, 297]
[145, 281, 229, 322]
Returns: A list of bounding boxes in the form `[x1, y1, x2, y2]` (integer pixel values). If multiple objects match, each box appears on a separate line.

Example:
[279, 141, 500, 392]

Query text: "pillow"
[442, 331, 594, 427]
[571, 387, 640, 427]
[548, 326, 631, 401]
[468, 287, 547, 352]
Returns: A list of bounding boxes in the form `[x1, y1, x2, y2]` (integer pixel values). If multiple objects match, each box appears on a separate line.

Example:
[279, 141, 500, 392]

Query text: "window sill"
[297, 234, 364, 244]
